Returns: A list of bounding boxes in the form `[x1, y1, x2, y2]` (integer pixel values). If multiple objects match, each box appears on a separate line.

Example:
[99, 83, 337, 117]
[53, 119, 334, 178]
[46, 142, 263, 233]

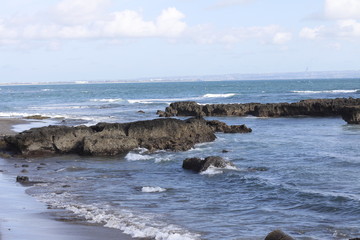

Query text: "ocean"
[0, 79, 360, 239]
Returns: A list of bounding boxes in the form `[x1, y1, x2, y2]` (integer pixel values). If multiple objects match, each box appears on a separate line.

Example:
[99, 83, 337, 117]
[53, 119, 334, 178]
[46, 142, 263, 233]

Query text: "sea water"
[0, 79, 360, 239]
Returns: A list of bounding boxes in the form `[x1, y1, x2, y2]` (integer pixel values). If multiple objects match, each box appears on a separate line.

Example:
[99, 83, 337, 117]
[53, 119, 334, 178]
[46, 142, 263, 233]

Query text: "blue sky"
[1, 0, 360, 83]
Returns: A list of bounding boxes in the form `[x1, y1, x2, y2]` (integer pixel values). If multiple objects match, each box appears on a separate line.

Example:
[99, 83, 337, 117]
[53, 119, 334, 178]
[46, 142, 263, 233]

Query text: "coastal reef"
[1, 117, 251, 157]
[158, 98, 360, 124]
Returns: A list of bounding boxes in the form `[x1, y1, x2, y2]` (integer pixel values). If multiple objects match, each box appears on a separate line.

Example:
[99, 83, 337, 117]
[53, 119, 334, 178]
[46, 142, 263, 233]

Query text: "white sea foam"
[90, 98, 125, 103]
[128, 98, 186, 104]
[154, 157, 173, 163]
[292, 89, 359, 94]
[202, 93, 236, 98]
[141, 186, 167, 193]
[125, 152, 152, 161]
[41, 88, 54, 92]
[35, 192, 200, 240]
[200, 164, 238, 176]
[28, 105, 89, 110]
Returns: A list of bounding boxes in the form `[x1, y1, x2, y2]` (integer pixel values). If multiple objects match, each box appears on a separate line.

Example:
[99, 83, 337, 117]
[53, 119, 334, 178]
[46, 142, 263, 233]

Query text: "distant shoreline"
[1, 70, 359, 86]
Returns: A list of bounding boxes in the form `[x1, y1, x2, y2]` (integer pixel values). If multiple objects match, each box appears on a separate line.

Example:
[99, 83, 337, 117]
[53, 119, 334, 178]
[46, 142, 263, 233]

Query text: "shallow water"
[1, 79, 360, 239]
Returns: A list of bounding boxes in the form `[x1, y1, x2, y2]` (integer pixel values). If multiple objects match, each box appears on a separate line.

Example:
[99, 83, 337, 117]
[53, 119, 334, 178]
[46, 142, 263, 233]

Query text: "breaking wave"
[292, 89, 359, 94]
[202, 93, 237, 98]
[141, 186, 167, 193]
[35, 192, 200, 240]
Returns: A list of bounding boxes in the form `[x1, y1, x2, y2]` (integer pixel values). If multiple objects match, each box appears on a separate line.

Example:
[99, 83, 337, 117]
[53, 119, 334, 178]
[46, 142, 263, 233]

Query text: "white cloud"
[299, 26, 325, 39]
[0, 0, 187, 44]
[189, 24, 291, 46]
[325, 0, 360, 19]
[52, 0, 111, 24]
[209, 0, 255, 9]
[272, 32, 292, 45]
[337, 19, 360, 37]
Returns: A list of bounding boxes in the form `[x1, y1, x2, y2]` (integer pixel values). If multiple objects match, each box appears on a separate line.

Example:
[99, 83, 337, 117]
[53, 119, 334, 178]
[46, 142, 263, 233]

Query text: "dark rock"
[265, 230, 294, 240]
[206, 120, 252, 133]
[341, 106, 360, 124]
[349, 238, 360, 240]
[22, 164, 29, 168]
[21, 169, 28, 173]
[161, 98, 360, 120]
[137, 110, 145, 114]
[182, 156, 235, 172]
[16, 176, 29, 183]
[222, 149, 229, 153]
[3, 117, 248, 157]
[156, 110, 172, 117]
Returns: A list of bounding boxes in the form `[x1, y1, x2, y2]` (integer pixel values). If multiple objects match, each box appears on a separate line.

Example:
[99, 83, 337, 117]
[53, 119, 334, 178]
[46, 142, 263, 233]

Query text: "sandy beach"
[0, 118, 133, 240]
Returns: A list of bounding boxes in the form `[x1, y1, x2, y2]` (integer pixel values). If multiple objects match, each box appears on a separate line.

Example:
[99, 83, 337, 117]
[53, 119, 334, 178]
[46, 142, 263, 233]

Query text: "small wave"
[292, 89, 359, 94]
[125, 152, 152, 161]
[35, 192, 200, 240]
[128, 98, 187, 104]
[41, 88, 54, 92]
[141, 186, 167, 193]
[28, 105, 89, 110]
[202, 93, 236, 98]
[65, 166, 88, 172]
[200, 165, 238, 176]
[154, 157, 173, 163]
[90, 98, 125, 103]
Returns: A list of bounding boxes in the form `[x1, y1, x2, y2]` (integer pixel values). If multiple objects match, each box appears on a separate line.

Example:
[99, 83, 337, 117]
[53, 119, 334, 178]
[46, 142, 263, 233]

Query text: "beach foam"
[35, 192, 200, 240]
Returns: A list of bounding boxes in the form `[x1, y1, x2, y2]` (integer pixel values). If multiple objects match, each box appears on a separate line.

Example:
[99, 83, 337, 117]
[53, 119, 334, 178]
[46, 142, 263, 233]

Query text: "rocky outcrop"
[2, 118, 251, 157]
[341, 106, 360, 124]
[182, 156, 235, 172]
[159, 98, 360, 123]
[265, 230, 294, 240]
[206, 120, 252, 133]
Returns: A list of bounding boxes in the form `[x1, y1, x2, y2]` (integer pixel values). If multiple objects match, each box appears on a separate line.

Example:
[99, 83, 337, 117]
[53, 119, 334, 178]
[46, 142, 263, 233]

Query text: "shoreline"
[0, 118, 28, 136]
[0, 118, 133, 240]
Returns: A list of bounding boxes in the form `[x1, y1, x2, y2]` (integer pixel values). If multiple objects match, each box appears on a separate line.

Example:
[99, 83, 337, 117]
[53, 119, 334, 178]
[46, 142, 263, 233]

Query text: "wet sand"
[0, 118, 133, 240]
[0, 118, 27, 136]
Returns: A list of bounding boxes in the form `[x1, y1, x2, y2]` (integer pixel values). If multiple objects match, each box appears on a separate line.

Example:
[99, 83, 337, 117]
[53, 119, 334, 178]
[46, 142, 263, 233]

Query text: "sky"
[1, 0, 360, 83]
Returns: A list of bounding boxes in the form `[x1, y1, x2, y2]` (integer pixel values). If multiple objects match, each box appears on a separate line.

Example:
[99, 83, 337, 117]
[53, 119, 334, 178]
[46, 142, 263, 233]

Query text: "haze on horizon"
[1, 0, 360, 84]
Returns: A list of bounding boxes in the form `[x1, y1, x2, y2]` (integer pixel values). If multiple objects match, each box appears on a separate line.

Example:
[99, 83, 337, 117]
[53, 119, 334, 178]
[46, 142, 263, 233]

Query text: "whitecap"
[200, 164, 238, 176]
[200, 166, 224, 175]
[154, 157, 173, 163]
[90, 98, 125, 103]
[125, 152, 152, 161]
[202, 93, 236, 98]
[141, 186, 167, 193]
[35, 192, 201, 240]
[292, 89, 359, 94]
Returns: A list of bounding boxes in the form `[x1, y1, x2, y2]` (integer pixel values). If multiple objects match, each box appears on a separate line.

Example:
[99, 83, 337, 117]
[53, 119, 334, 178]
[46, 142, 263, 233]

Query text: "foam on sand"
[35, 191, 201, 240]
[0, 169, 130, 240]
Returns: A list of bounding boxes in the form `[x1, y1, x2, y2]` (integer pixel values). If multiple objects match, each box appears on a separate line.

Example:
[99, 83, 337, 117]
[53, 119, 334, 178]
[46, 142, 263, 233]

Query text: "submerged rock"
[2, 117, 250, 157]
[182, 156, 235, 173]
[23, 115, 50, 120]
[265, 230, 294, 240]
[160, 98, 360, 124]
[16, 176, 29, 183]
